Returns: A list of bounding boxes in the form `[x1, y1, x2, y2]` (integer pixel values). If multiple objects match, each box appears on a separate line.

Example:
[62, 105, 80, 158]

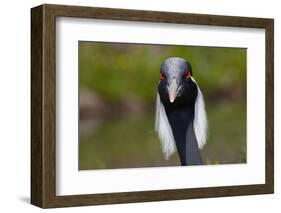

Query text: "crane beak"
[167, 79, 179, 103]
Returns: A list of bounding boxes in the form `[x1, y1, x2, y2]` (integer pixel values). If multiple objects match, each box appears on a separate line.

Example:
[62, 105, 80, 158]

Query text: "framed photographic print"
[31, 4, 274, 208]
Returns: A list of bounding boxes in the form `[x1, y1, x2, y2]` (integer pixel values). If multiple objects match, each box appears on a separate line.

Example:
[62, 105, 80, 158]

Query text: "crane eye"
[185, 71, 191, 80]
[160, 72, 165, 80]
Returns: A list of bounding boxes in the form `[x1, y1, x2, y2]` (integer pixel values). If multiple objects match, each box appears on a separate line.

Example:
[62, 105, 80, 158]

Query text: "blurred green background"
[79, 41, 246, 170]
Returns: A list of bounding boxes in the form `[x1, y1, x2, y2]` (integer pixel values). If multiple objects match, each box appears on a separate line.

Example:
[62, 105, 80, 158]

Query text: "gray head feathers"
[155, 58, 208, 160]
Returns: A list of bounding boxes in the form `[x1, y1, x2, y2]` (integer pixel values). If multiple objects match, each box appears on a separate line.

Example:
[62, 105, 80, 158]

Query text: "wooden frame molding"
[31, 4, 274, 208]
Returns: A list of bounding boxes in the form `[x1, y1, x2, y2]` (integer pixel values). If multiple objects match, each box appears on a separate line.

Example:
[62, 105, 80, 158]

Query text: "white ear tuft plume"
[155, 93, 176, 159]
[191, 77, 208, 149]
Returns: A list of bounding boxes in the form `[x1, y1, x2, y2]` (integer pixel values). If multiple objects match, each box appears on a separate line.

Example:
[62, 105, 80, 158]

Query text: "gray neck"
[165, 106, 202, 166]
[185, 121, 202, 165]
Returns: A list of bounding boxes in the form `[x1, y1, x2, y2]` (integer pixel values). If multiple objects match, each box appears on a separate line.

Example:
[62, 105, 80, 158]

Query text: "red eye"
[185, 71, 190, 80]
[160, 72, 165, 80]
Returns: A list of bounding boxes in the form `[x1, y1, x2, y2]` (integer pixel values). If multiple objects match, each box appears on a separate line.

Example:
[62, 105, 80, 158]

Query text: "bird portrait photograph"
[79, 41, 246, 170]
